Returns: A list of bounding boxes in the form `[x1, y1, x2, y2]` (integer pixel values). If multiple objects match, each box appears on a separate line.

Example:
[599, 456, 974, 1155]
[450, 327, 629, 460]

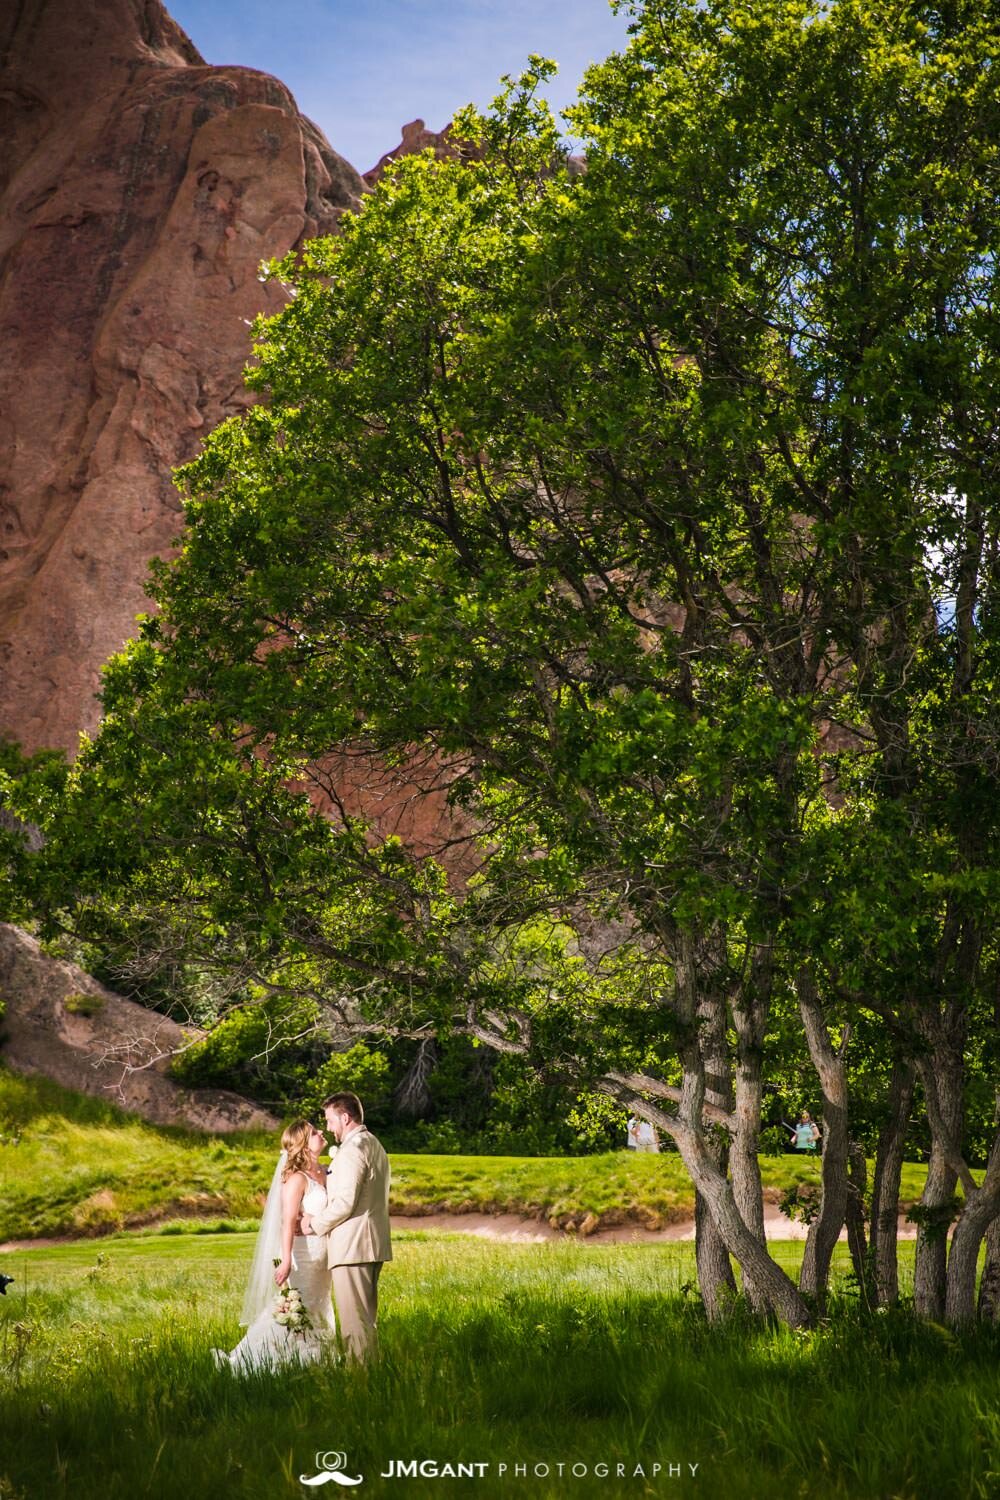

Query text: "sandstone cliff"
[0, 0, 366, 754]
[0, 3, 476, 878]
[364, 118, 460, 186]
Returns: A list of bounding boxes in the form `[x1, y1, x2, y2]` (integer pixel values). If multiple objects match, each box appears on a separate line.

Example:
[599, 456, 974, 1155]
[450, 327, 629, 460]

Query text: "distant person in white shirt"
[627, 1115, 661, 1153]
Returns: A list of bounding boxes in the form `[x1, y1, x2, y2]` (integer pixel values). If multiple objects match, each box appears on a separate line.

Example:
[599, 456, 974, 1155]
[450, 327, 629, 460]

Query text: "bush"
[294, 1043, 392, 1124]
[63, 992, 105, 1018]
[759, 1125, 790, 1157]
[169, 995, 321, 1101]
[407, 1118, 465, 1154]
[169, 996, 395, 1127]
[779, 1182, 822, 1225]
[167, 998, 643, 1157]
[481, 1059, 624, 1156]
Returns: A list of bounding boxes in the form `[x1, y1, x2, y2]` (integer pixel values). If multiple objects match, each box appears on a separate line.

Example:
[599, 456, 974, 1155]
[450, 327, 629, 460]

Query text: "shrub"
[169, 995, 321, 1099]
[410, 1118, 465, 1154]
[295, 1043, 392, 1124]
[779, 1182, 822, 1225]
[759, 1125, 789, 1157]
[63, 992, 105, 1018]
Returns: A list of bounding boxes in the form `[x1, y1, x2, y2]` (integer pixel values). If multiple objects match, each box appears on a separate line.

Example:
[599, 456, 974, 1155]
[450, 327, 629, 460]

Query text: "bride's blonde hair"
[281, 1119, 314, 1181]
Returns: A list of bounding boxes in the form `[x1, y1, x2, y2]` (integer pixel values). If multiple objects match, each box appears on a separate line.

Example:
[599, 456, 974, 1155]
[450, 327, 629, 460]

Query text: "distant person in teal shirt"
[791, 1111, 820, 1154]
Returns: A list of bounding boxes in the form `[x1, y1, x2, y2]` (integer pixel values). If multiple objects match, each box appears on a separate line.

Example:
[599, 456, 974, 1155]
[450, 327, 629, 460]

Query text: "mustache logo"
[300, 1451, 363, 1488]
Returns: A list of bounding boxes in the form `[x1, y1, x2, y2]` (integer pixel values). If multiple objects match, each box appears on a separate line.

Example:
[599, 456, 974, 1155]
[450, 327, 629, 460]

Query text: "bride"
[214, 1119, 336, 1372]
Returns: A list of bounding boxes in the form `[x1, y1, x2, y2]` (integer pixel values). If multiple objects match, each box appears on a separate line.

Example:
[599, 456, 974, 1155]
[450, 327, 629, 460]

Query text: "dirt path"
[0, 1204, 919, 1253]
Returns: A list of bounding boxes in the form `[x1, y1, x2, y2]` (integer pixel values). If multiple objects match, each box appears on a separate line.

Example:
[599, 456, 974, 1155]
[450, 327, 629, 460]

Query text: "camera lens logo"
[299, 1451, 364, 1488]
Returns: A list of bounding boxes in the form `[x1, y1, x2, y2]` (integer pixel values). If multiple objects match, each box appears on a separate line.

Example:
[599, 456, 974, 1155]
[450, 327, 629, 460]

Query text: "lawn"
[2, 1230, 998, 1500]
[0, 1068, 932, 1241]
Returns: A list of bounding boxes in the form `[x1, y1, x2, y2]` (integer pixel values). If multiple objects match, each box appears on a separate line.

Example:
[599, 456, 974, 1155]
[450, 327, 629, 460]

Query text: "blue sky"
[168, 0, 633, 175]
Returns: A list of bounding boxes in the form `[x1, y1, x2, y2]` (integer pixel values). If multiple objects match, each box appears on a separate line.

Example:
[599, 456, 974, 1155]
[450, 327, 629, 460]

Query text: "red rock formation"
[0, 923, 279, 1131]
[304, 746, 480, 884]
[0, 0, 366, 753]
[364, 118, 461, 186]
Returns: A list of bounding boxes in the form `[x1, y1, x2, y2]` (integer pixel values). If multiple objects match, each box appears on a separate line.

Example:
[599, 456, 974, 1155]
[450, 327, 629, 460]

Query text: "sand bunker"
[0, 1205, 920, 1254]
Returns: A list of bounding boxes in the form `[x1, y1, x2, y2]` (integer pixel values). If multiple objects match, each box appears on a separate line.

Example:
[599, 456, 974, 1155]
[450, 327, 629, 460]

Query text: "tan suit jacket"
[309, 1126, 392, 1268]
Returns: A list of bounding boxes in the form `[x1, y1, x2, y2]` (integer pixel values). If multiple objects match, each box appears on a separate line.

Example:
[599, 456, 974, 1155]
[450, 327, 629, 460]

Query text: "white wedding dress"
[216, 1177, 336, 1373]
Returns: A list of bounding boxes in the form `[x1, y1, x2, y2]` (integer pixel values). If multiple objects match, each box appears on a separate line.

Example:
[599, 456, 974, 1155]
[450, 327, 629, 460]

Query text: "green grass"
[0, 1068, 274, 1238]
[0, 1069, 933, 1243]
[2, 1231, 998, 1500]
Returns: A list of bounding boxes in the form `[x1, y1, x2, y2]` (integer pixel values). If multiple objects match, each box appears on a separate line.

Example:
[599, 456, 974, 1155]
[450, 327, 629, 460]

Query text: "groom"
[301, 1090, 392, 1361]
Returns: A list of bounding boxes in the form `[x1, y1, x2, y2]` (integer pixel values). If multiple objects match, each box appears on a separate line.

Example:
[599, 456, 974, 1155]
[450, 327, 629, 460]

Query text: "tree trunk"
[675, 1009, 811, 1327]
[799, 1094, 849, 1304]
[693, 981, 737, 1319]
[602, 937, 811, 1330]
[913, 1049, 964, 1319]
[945, 1131, 1000, 1325]
[730, 997, 770, 1314]
[604, 1070, 812, 1326]
[868, 1060, 915, 1307]
[846, 1139, 868, 1296]
[913, 1145, 957, 1318]
[614, 1083, 812, 1328]
[978, 1089, 1000, 1323]
[978, 1213, 1000, 1323]
[945, 1189, 1000, 1325]
[675, 1118, 812, 1327]
[796, 969, 850, 1307]
[695, 1189, 736, 1320]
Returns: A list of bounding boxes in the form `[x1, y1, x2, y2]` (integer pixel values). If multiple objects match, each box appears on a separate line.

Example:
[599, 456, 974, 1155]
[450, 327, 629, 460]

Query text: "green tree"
[12, 0, 1000, 1327]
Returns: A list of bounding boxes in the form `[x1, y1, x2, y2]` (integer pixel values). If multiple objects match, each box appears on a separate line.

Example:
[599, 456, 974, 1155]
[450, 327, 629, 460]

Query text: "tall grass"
[2, 1231, 998, 1499]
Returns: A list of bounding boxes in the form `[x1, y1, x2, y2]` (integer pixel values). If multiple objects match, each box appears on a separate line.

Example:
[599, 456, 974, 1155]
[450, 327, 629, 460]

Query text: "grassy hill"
[0, 1066, 931, 1241]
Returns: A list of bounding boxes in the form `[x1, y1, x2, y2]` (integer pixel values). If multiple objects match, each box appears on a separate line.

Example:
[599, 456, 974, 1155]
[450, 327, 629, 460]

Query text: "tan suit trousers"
[332, 1261, 382, 1361]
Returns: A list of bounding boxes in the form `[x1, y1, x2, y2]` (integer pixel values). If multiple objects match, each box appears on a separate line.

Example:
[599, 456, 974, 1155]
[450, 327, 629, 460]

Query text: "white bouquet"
[272, 1260, 313, 1334]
